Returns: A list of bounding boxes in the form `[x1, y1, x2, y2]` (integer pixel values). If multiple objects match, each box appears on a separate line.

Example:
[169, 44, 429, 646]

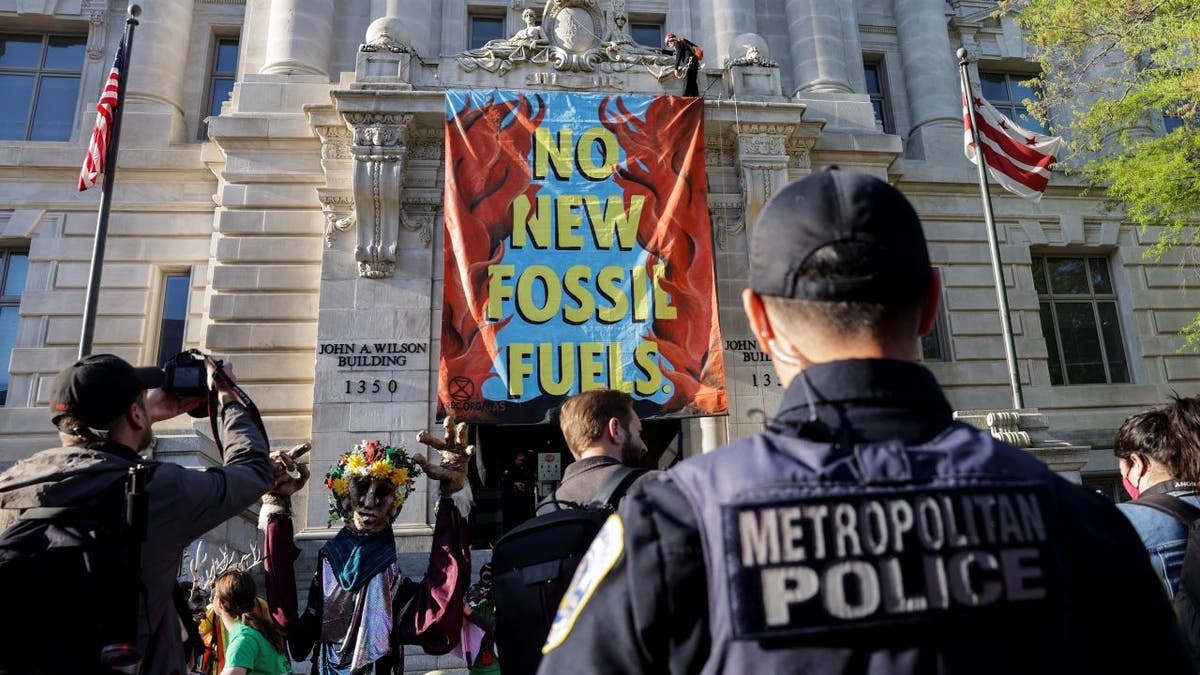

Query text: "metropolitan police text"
[737, 489, 1048, 627]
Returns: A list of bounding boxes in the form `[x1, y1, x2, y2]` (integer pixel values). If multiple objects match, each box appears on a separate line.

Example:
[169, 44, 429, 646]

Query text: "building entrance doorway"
[465, 418, 682, 549]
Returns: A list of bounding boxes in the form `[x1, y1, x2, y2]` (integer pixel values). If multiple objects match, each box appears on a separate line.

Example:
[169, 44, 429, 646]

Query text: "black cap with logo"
[748, 167, 932, 303]
[49, 354, 164, 430]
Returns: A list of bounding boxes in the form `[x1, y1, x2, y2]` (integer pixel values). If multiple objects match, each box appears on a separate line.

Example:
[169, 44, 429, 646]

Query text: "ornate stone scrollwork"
[319, 193, 355, 247]
[986, 411, 1032, 449]
[400, 200, 438, 248]
[343, 112, 415, 278]
[83, 0, 109, 61]
[726, 34, 779, 68]
[786, 136, 816, 171]
[709, 196, 745, 251]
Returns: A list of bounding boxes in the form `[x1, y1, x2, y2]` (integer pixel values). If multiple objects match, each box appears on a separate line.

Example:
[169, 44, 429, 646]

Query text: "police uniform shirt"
[537, 359, 1192, 675]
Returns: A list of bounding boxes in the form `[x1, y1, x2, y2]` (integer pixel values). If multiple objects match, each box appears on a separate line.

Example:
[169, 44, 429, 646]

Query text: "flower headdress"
[324, 439, 422, 526]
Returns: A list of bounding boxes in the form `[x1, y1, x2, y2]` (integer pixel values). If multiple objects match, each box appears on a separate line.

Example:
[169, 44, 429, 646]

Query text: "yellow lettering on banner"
[538, 342, 574, 396]
[579, 342, 606, 390]
[512, 194, 552, 248]
[507, 343, 535, 397]
[486, 265, 516, 321]
[516, 265, 560, 324]
[576, 126, 620, 180]
[562, 265, 594, 324]
[631, 264, 649, 321]
[634, 341, 662, 396]
[608, 344, 632, 393]
[556, 194, 585, 249]
[584, 195, 643, 250]
[534, 127, 573, 180]
[596, 266, 628, 323]
[652, 263, 677, 320]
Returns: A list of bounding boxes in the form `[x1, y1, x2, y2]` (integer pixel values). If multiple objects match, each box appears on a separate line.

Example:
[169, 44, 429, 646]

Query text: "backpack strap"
[592, 466, 649, 508]
[1134, 493, 1200, 526]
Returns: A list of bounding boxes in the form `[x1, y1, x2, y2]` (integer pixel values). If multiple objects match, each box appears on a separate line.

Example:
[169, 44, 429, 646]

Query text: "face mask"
[1122, 476, 1140, 500]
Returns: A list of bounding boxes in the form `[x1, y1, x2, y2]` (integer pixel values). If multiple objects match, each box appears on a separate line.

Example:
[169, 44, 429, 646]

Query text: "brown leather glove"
[415, 415, 474, 494]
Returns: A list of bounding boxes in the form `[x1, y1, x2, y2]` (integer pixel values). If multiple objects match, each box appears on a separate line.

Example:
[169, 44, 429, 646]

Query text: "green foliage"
[1002, 0, 1200, 346]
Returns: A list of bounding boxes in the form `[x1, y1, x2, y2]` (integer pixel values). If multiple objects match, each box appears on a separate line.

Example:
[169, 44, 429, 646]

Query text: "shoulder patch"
[542, 513, 625, 653]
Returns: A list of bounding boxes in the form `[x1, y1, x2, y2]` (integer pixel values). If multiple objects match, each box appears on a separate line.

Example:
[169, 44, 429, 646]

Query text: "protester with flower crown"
[260, 416, 474, 674]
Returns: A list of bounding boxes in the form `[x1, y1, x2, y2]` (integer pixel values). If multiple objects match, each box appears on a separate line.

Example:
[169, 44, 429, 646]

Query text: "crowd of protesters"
[2, 170, 1200, 675]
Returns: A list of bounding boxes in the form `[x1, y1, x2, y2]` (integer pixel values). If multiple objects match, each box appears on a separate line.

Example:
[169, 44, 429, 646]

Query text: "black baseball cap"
[749, 167, 932, 303]
[49, 354, 164, 430]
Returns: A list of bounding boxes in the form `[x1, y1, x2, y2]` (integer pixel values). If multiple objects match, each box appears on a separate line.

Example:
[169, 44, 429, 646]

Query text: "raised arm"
[394, 495, 471, 653]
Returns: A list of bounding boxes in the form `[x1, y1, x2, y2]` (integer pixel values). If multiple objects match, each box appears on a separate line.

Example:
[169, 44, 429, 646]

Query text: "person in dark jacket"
[665, 32, 701, 96]
[547, 388, 657, 510]
[538, 168, 1193, 674]
[0, 354, 273, 675]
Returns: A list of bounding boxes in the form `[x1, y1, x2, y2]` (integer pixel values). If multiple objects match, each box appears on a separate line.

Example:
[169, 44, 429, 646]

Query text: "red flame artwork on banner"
[600, 96, 727, 414]
[441, 94, 546, 420]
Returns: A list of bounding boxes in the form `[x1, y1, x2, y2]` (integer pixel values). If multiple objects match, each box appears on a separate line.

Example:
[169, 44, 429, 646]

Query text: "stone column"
[894, 0, 960, 155]
[784, 0, 852, 94]
[122, 0, 194, 144]
[260, 0, 334, 77]
[371, 0, 433, 55]
[711, 0, 757, 66]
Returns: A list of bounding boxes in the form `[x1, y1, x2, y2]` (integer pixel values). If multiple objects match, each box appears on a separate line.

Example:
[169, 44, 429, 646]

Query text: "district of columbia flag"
[962, 85, 1062, 201]
[77, 34, 125, 191]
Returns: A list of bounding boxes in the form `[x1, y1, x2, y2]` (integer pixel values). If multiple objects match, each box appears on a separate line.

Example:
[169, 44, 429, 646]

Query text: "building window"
[1032, 255, 1130, 385]
[630, 22, 663, 48]
[0, 33, 86, 141]
[863, 60, 893, 134]
[155, 272, 191, 367]
[468, 14, 505, 50]
[920, 268, 951, 361]
[979, 71, 1048, 135]
[200, 37, 239, 139]
[0, 250, 28, 405]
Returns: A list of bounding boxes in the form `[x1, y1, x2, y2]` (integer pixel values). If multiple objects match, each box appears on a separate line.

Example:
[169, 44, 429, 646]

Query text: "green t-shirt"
[225, 622, 290, 675]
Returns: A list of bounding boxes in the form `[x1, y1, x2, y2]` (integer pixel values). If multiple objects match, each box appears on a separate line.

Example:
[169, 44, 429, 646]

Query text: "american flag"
[962, 88, 1062, 201]
[77, 36, 126, 191]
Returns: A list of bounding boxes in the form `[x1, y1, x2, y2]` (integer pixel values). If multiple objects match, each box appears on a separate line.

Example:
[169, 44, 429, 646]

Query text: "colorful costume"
[263, 441, 470, 674]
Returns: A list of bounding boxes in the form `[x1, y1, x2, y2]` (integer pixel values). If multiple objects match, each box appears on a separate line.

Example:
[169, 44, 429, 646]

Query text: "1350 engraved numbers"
[345, 379, 400, 395]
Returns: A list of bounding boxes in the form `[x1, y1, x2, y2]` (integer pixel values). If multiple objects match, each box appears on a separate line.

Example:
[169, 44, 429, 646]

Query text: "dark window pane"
[1097, 302, 1129, 383]
[1048, 258, 1088, 294]
[1040, 302, 1064, 385]
[215, 39, 239, 73]
[864, 64, 881, 93]
[0, 34, 43, 68]
[1010, 78, 1037, 104]
[209, 77, 234, 118]
[1055, 302, 1106, 384]
[470, 16, 505, 49]
[0, 74, 34, 140]
[29, 75, 80, 141]
[1164, 114, 1183, 133]
[980, 73, 1007, 102]
[156, 274, 190, 366]
[1016, 107, 1048, 135]
[1032, 257, 1048, 294]
[43, 35, 85, 70]
[921, 328, 943, 361]
[630, 24, 662, 47]
[1088, 257, 1113, 294]
[3, 253, 27, 297]
[0, 305, 17, 405]
[871, 99, 885, 126]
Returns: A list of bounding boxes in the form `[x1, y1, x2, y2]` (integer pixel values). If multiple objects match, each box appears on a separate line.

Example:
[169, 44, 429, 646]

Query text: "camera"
[161, 349, 209, 397]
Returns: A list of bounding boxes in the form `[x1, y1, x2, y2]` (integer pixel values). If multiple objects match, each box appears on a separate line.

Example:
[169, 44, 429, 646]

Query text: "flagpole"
[957, 47, 1024, 410]
[78, 4, 140, 359]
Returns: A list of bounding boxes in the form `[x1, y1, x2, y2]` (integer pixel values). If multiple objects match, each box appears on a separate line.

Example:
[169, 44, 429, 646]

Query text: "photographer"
[0, 353, 272, 675]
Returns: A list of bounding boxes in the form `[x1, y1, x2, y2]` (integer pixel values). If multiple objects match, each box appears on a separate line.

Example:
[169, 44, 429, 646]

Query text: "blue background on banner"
[446, 89, 676, 404]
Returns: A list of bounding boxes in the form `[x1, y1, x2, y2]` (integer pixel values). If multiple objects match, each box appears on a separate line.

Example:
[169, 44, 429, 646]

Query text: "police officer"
[538, 168, 1192, 674]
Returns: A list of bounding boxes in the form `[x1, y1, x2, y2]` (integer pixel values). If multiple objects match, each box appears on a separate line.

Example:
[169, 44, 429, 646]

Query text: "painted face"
[346, 477, 398, 533]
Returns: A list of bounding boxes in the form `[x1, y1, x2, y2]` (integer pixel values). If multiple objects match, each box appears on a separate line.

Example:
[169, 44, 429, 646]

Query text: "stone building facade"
[2, 0, 1197, 637]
